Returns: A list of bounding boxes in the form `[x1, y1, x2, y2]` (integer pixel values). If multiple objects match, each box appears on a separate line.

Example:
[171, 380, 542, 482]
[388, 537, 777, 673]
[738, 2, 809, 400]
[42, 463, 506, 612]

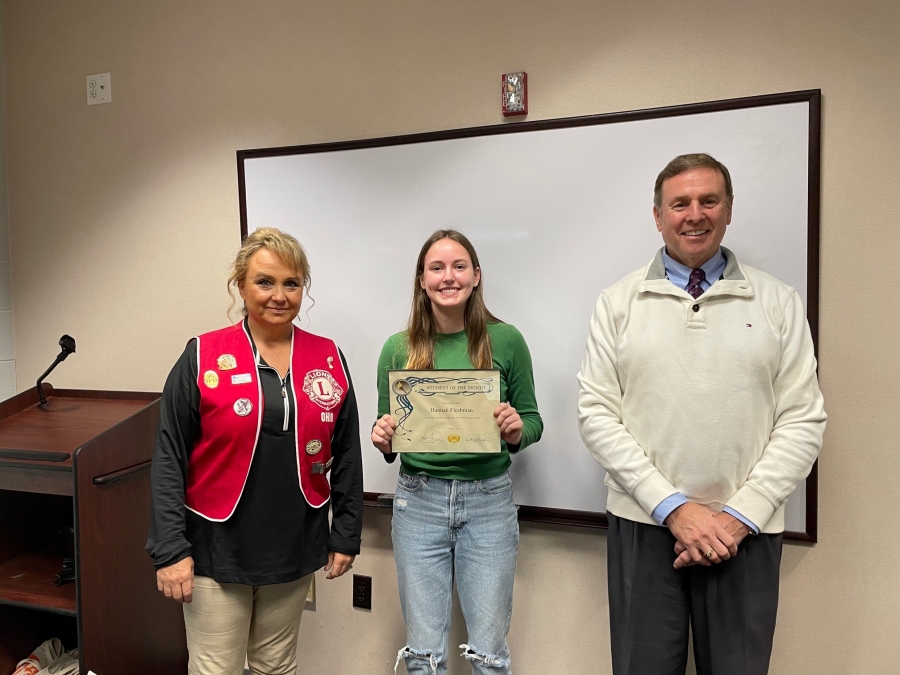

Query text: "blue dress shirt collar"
[663, 247, 727, 293]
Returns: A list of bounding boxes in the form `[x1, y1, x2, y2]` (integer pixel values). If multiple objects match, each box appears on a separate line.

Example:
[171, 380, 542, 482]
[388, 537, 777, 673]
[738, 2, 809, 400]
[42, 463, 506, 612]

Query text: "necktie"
[687, 268, 706, 299]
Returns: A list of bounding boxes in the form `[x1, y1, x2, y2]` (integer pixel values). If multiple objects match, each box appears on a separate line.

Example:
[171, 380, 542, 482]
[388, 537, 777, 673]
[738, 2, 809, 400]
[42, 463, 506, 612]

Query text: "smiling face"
[419, 238, 481, 325]
[238, 248, 304, 331]
[653, 167, 733, 269]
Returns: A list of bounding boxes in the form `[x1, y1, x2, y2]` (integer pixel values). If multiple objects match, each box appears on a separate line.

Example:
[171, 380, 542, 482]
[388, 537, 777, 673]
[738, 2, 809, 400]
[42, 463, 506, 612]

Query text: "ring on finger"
[704, 549, 714, 559]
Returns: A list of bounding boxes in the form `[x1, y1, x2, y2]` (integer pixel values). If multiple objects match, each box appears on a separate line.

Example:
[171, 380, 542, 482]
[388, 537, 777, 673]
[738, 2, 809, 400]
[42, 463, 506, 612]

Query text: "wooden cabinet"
[0, 386, 188, 674]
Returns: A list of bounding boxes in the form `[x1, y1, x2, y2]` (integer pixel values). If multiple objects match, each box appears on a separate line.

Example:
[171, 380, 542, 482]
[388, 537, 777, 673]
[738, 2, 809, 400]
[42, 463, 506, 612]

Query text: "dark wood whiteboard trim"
[804, 459, 819, 543]
[806, 90, 822, 358]
[365, 492, 813, 541]
[363, 492, 393, 509]
[516, 505, 609, 529]
[803, 90, 822, 544]
[246, 90, 823, 542]
[237, 154, 249, 241]
[238, 90, 821, 240]
[237, 90, 820, 163]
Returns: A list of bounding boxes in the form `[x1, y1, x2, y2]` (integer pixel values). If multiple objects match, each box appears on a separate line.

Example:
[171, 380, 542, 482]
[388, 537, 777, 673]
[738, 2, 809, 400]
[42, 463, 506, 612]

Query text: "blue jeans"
[392, 472, 519, 675]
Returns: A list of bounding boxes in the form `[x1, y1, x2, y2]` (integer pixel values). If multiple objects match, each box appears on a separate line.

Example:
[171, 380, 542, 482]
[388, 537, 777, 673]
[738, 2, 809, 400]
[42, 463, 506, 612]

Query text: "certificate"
[388, 369, 501, 453]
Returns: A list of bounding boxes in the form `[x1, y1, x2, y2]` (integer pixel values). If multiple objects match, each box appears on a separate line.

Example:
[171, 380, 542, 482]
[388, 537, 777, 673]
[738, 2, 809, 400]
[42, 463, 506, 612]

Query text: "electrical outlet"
[86, 73, 111, 105]
[352, 574, 372, 610]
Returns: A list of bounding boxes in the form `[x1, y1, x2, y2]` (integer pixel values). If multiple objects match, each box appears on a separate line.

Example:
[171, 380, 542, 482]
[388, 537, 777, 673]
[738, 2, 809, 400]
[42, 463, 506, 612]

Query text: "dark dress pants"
[607, 513, 782, 675]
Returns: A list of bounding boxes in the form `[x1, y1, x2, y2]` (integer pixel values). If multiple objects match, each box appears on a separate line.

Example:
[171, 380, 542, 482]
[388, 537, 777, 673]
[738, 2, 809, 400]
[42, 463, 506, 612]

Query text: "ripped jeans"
[392, 472, 518, 675]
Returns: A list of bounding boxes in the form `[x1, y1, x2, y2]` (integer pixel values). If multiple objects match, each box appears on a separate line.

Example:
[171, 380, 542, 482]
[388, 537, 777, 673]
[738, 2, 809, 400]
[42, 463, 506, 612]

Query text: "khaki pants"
[183, 574, 313, 675]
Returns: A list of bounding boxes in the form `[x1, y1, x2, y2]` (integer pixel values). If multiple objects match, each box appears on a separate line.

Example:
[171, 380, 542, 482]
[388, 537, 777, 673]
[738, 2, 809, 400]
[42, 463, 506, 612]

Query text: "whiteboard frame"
[237, 89, 822, 543]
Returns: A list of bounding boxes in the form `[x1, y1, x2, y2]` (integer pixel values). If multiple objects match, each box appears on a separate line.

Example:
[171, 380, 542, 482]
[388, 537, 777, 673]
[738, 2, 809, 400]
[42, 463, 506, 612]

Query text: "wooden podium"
[0, 385, 189, 674]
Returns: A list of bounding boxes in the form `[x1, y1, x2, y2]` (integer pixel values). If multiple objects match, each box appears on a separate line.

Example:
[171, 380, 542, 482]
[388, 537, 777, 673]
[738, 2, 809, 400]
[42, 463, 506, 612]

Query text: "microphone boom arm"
[36, 335, 76, 408]
[37, 356, 64, 408]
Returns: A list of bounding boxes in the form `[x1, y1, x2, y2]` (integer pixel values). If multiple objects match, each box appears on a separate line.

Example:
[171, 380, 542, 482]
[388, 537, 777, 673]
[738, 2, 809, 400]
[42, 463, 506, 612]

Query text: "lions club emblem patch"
[302, 369, 344, 411]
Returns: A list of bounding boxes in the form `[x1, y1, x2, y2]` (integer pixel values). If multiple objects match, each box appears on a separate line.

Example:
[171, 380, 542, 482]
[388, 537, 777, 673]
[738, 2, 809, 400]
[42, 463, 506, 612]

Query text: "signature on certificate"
[420, 431, 441, 443]
[465, 433, 491, 443]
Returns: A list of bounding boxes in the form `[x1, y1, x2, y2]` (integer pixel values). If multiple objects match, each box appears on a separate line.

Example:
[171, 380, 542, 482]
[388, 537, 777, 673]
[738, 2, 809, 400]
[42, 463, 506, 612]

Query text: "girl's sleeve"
[375, 335, 400, 464]
[504, 327, 543, 452]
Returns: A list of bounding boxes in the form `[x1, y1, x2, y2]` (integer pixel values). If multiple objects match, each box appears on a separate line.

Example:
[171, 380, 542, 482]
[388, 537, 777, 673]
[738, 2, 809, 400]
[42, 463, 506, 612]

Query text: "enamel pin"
[217, 354, 237, 371]
[306, 439, 323, 455]
[233, 398, 253, 416]
[203, 371, 219, 388]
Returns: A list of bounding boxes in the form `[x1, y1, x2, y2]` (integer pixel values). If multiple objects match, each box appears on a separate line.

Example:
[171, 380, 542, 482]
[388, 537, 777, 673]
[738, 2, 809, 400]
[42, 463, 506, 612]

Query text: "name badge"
[231, 373, 253, 385]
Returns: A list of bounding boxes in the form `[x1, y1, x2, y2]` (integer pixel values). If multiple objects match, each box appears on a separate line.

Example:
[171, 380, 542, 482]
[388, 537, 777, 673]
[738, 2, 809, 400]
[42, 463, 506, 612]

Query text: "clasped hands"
[156, 551, 356, 604]
[371, 402, 523, 453]
[664, 502, 750, 570]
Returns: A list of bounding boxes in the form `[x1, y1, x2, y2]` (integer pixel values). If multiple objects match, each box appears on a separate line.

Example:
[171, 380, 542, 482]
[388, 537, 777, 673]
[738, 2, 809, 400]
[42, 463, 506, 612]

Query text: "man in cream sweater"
[577, 153, 825, 675]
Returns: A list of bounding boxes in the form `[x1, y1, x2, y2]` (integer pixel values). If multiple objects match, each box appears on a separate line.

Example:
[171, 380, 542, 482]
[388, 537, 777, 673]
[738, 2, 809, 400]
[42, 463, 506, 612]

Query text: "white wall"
[3, 1, 899, 672]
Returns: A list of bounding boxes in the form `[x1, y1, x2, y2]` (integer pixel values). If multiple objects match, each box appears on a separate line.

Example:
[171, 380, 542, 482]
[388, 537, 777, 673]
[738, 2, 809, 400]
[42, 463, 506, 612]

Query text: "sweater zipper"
[257, 362, 290, 432]
[280, 378, 289, 432]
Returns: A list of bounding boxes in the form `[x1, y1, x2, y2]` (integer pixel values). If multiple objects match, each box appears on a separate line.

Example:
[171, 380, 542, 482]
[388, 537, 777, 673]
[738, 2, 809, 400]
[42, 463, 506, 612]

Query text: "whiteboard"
[238, 91, 821, 540]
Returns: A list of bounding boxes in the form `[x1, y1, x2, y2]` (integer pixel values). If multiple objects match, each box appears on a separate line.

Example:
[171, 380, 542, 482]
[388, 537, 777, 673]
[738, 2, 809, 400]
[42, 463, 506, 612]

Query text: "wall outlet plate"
[87, 73, 111, 105]
[352, 574, 372, 610]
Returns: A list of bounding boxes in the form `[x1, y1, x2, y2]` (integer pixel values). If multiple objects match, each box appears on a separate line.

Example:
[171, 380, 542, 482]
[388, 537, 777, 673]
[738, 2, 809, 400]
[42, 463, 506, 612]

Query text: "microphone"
[36, 334, 77, 408]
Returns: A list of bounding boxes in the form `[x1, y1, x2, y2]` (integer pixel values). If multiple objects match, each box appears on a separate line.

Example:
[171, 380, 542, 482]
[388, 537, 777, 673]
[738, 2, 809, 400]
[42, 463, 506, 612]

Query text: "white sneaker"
[41, 648, 80, 675]
[14, 639, 65, 675]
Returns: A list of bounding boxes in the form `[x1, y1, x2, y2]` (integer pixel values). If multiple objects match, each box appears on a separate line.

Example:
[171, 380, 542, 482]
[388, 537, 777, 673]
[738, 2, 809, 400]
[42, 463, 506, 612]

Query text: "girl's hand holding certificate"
[371, 401, 523, 454]
[494, 402, 523, 446]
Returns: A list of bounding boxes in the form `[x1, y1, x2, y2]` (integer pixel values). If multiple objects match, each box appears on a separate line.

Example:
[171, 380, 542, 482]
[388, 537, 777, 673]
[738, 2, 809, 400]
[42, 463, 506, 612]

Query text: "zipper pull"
[281, 383, 287, 398]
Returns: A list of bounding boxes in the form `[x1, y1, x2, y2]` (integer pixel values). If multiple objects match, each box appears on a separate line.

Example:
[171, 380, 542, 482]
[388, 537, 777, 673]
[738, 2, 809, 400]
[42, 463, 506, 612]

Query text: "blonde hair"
[227, 227, 311, 319]
[405, 230, 501, 370]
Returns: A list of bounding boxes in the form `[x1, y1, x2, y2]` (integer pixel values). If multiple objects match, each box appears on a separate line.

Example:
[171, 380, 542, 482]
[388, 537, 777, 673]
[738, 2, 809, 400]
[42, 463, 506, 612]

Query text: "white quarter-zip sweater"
[577, 247, 826, 533]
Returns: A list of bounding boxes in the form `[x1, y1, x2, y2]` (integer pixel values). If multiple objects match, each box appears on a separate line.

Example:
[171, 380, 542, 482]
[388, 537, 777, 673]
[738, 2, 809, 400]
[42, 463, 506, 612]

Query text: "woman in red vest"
[371, 230, 543, 675]
[147, 227, 363, 675]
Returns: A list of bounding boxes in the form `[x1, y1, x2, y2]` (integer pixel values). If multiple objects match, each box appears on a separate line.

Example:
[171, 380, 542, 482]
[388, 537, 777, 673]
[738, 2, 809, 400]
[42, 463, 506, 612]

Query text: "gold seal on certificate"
[388, 369, 502, 453]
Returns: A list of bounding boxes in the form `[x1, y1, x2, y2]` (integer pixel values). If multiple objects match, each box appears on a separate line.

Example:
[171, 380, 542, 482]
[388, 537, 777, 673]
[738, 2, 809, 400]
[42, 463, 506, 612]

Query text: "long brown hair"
[405, 230, 502, 369]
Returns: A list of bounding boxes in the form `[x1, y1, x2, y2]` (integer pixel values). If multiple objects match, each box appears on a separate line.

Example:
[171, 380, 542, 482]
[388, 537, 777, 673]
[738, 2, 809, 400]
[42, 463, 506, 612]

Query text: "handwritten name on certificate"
[388, 369, 501, 453]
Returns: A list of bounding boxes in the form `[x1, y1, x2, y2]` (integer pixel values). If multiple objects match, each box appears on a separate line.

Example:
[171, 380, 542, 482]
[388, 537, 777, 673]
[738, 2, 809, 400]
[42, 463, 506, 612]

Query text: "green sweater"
[376, 322, 543, 480]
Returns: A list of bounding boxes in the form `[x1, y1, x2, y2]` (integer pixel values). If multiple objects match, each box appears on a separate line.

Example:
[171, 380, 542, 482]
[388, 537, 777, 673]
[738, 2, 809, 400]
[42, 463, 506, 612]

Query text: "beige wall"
[3, 0, 898, 672]
[0, 0, 14, 400]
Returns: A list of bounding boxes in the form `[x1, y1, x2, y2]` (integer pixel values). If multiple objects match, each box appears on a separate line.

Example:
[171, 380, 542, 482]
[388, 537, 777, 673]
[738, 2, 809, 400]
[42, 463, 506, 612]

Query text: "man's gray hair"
[653, 153, 733, 209]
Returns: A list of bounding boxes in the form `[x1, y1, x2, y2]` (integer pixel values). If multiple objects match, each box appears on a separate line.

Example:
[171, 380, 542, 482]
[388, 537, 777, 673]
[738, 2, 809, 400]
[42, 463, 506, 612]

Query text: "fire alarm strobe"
[502, 72, 527, 117]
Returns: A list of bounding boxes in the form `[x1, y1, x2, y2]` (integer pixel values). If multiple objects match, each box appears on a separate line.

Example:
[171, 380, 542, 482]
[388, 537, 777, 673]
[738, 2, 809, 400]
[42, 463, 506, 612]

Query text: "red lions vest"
[185, 322, 348, 521]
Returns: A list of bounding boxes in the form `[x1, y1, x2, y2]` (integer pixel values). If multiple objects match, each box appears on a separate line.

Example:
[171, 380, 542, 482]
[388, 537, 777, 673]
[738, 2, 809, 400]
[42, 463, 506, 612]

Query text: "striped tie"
[687, 268, 706, 299]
